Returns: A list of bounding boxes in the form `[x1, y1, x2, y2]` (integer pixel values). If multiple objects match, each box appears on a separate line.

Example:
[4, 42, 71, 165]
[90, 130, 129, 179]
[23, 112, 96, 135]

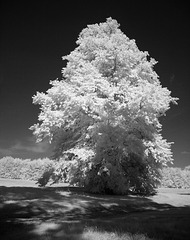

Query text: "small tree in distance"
[30, 18, 178, 195]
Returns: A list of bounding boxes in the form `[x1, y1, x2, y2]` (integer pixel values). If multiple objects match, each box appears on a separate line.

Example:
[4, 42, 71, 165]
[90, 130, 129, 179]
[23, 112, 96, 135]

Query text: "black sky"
[0, 1, 190, 167]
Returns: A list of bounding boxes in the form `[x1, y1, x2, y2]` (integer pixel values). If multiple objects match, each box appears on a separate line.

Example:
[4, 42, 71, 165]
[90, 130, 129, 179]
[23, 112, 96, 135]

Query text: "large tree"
[30, 18, 178, 195]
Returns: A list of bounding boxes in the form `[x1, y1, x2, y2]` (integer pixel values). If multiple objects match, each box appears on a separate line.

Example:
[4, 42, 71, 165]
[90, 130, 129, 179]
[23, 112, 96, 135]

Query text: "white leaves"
[144, 133, 174, 165]
[31, 18, 178, 168]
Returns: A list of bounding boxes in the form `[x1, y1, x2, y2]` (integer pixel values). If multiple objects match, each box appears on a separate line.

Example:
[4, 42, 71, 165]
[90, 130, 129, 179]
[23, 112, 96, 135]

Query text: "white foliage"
[30, 18, 178, 193]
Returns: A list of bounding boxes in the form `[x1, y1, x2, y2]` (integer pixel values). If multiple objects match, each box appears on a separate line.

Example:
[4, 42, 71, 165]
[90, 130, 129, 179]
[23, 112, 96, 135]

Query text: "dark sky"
[0, 1, 190, 168]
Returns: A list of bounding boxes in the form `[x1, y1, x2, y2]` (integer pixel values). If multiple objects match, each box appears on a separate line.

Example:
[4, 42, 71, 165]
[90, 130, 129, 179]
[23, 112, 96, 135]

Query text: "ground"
[0, 178, 190, 240]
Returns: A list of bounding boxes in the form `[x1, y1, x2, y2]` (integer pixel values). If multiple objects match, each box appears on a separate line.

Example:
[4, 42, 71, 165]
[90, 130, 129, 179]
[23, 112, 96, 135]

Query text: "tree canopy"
[30, 18, 178, 195]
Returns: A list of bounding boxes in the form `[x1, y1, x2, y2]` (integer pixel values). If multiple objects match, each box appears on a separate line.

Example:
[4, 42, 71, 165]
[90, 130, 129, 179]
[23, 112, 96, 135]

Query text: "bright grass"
[82, 227, 154, 240]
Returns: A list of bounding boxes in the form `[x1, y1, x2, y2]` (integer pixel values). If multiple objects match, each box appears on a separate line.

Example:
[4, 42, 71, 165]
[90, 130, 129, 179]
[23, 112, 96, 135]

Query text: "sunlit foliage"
[161, 166, 190, 188]
[0, 156, 54, 180]
[30, 18, 178, 194]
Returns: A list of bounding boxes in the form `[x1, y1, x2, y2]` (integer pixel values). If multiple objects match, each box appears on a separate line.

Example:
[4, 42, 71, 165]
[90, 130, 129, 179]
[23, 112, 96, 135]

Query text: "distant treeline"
[0, 156, 190, 188]
[0, 156, 54, 181]
[161, 166, 190, 189]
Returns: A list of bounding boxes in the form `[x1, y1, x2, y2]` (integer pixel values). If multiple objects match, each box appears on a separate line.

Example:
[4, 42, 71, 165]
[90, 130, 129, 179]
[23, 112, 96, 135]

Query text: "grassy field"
[0, 178, 190, 240]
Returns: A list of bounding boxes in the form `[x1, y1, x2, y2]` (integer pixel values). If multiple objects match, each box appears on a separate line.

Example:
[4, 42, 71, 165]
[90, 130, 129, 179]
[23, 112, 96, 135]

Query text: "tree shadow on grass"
[0, 185, 190, 240]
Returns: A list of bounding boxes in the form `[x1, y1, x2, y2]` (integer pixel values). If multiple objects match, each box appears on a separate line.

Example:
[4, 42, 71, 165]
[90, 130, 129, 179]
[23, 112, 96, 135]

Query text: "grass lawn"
[0, 178, 190, 240]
